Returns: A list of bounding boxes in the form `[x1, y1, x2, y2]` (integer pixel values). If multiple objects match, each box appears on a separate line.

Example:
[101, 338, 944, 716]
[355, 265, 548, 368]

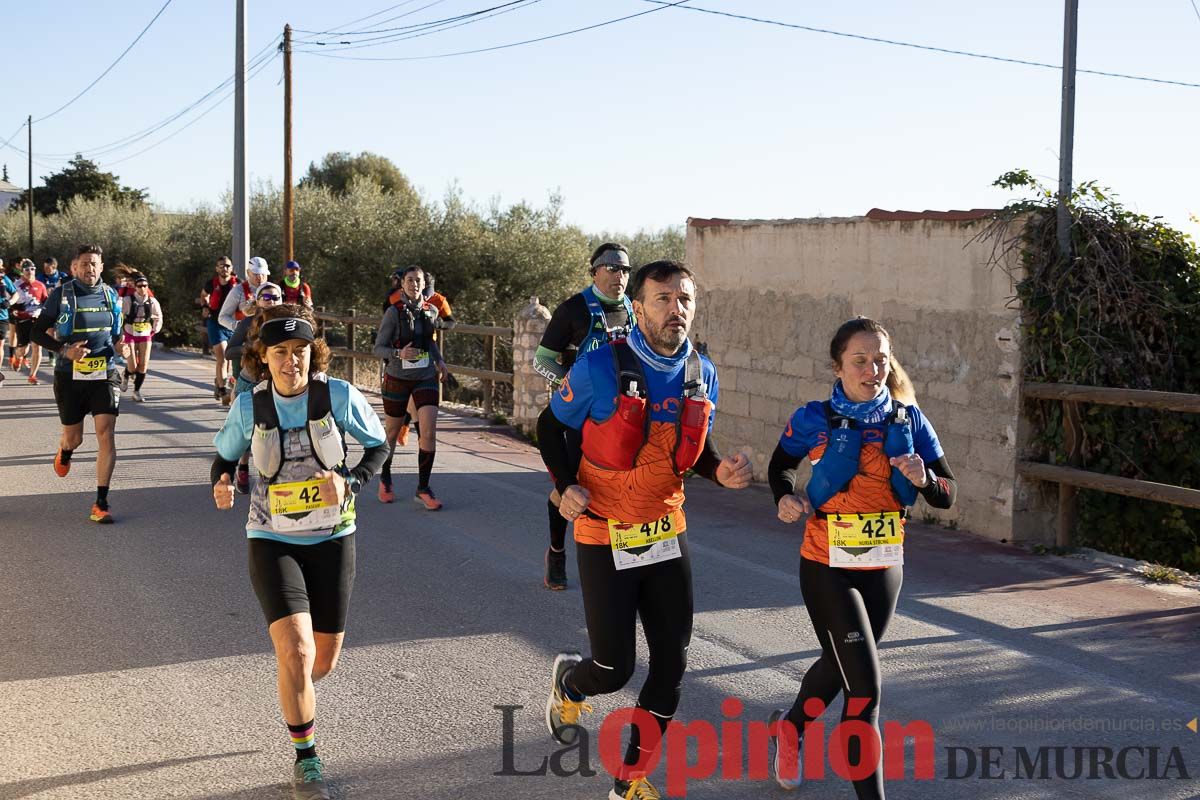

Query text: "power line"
[299, 0, 692, 61]
[293, 0, 435, 40]
[33, 37, 282, 162]
[295, 0, 544, 52]
[295, 0, 514, 39]
[101, 52, 282, 168]
[1190, 0, 1200, 24]
[294, 0, 456, 39]
[34, 0, 177, 124]
[643, 1, 1200, 89]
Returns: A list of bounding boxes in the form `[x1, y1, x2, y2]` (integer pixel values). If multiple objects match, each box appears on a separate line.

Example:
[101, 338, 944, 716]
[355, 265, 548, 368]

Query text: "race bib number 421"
[608, 511, 684, 570]
[827, 512, 904, 568]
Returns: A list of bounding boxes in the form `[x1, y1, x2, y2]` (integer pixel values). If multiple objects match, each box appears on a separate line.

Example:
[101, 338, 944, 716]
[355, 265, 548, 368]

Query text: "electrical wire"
[34, 0, 177, 124]
[295, 0, 516, 39]
[101, 51, 281, 168]
[295, 0, 544, 52]
[642, 1, 1200, 89]
[293, 0, 434, 40]
[1190, 0, 1200, 24]
[299, 0, 691, 60]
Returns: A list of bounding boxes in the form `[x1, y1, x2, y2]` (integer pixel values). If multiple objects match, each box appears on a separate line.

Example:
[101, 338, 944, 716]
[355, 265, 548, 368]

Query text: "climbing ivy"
[981, 170, 1200, 571]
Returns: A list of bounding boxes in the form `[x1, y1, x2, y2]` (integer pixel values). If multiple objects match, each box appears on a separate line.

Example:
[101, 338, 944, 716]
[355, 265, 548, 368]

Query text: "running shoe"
[545, 547, 567, 591]
[53, 448, 71, 477]
[236, 466, 250, 495]
[292, 756, 330, 800]
[610, 776, 662, 800]
[89, 504, 114, 524]
[27, 375, 38, 385]
[19, 357, 29, 372]
[396, 423, 410, 447]
[769, 708, 803, 790]
[219, 387, 232, 407]
[546, 651, 590, 745]
[213, 382, 222, 401]
[132, 390, 144, 402]
[120, 372, 130, 393]
[414, 487, 442, 510]
[377, 481, 394, 503]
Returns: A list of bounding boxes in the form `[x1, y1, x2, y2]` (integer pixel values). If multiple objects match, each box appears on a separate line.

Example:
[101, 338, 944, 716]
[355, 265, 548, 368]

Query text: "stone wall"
[511, 297, 552, 437]
[687, 213, 1028, 542]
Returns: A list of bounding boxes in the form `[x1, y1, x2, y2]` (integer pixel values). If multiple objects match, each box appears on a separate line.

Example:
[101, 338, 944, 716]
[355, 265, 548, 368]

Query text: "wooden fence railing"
[313, 308, 513, 416]
[1018, 382, 1200, 547]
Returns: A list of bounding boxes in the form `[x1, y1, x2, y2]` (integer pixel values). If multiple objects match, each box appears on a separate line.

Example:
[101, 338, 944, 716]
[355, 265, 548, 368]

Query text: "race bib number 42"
[268, 479, 341, 533]
[72, 355, 108, 381]
[609, 511, 684, 570]
[827, 512, 904, 568]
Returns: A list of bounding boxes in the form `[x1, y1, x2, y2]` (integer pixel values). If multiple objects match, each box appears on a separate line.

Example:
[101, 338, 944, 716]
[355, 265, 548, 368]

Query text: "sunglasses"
[258, 293, 281, 302]
[601, 265, 632, 274]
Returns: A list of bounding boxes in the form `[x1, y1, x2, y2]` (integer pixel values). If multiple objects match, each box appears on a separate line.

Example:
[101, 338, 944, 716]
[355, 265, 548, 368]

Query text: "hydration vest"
[54, 280, 121, 342]
[391, 300, 436, 351]
[580, 341, 712, 477]
[805, 401, 919, 511]
[577, 285, 634, 356]
[127, 296, 153, 325]
[249, 374, 347, 482]
[282, 282, 311, 305]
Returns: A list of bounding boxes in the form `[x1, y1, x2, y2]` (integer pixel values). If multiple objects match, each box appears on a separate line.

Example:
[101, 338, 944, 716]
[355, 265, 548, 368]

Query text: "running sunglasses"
[258, 293, 281, 301]
[600, 264, 632, 274]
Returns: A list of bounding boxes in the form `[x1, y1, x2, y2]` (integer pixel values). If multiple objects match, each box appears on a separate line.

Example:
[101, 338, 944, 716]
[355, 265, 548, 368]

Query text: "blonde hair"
[829, 317, 917, 405]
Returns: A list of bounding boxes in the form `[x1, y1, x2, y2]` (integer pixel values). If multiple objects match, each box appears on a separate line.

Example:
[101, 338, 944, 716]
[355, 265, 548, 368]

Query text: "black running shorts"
[247, 534, 356, 633]
[52, 369, 121, 426]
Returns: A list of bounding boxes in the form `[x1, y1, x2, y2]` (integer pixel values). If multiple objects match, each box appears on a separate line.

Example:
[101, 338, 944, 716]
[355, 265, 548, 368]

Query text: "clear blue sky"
[2, 0, 1198, 238]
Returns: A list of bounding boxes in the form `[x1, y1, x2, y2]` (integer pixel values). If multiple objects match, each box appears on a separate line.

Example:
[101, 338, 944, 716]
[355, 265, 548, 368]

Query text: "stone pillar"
[512, 296, 552, 436]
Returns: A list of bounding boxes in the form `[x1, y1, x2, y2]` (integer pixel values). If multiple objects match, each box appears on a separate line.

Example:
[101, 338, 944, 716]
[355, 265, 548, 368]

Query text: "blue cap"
[285, 260, 301, 270]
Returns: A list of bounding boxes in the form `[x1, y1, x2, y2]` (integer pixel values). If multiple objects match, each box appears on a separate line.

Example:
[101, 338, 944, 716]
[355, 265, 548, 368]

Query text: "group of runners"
[19, 240, 958, 800]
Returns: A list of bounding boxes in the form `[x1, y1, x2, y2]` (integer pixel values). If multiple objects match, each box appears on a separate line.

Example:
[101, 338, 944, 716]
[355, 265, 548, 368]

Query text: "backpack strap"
[307, 373, 333, 421]
[611, 339, 647, 399]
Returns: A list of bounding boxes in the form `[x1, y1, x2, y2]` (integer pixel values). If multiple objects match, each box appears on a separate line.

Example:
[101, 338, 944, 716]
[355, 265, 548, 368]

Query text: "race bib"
[72, 355, 108, 382]
[131, 321, 152, 334]
[268, 479, 341, 533]
[827, 512, 905, 568]
[401, 349, 430, 370]
[609, 511, 684, 570]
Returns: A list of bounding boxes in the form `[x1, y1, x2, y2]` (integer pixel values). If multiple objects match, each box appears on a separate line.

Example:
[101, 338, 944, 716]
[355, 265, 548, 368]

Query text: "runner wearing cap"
[372, 265, 448, 510]
[220, 257, 271, 405]
[225, 282, 285, 493]
[9, 259, 49, 384]
[533, 243, 636, 590]
[120, 273, 163, 402]
[212, 305, 389, 800]
[282, 261, 314, 308]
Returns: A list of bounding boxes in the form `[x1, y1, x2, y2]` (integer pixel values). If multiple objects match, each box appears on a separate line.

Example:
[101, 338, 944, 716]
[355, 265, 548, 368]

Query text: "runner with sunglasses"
[120, 273, 163, 402]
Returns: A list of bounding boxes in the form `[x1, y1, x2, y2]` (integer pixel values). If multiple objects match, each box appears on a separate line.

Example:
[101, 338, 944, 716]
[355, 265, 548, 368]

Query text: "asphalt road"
[2, 351, 1198, 800]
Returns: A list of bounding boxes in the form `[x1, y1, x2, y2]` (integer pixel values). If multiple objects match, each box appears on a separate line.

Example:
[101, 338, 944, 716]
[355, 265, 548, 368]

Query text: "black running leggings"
[565, 537, 693, 767]
[786, 557, 902, 800]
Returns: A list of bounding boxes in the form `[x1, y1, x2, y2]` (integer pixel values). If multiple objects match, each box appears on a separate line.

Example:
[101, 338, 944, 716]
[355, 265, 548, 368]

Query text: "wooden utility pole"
[26, 116, 34, 251]
[282, 23, 294, 264]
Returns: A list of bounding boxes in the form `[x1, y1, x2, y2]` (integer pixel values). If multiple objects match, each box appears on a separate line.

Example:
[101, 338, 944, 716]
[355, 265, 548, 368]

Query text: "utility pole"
[26, 115, 34, 252]
[282, 23, 294, 265]
[1056, 0, 1078, 260]
[232, 0, 249, 281]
